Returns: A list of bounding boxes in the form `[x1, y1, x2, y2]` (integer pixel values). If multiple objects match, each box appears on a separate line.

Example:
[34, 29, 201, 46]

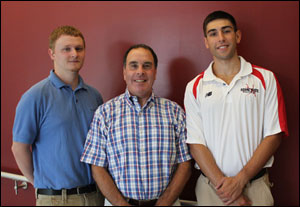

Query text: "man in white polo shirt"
[184, 10, 289, 206]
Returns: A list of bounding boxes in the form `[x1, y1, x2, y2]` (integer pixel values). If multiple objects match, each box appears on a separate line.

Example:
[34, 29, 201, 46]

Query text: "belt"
[127, 198, 158, 206]
[202, 168, 267, 183]
[249, 168, 267, 182]
[37, 184, 97, 195]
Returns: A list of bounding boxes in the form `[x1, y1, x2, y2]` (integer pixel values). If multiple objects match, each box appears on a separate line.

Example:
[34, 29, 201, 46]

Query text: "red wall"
[1, 2, 299, 206]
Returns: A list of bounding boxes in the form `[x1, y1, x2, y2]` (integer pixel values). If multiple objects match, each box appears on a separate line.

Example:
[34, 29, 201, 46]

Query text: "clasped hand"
[215, 176, 251, 206]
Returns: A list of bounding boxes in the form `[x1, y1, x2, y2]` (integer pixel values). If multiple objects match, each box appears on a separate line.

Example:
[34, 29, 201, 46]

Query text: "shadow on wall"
[104, 41, 133, 100]
[167, 57, 199, 107]
[179, 160, 201, 201]
[167, 58, 201, 201]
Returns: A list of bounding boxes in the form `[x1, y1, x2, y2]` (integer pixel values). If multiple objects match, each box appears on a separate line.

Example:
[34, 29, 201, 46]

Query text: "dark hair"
[203, 10, 237, 37]
[123, 44, 158, 68]
[49, 25, 85, 50]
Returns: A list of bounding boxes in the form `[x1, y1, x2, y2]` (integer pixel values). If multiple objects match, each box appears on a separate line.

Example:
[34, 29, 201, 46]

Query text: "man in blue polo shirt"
[11, 25, 104, 206]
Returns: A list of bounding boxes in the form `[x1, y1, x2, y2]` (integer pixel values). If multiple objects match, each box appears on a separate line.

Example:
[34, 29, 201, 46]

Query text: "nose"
[136, 65, 145, 75]
[70, 48, 78, 58]
[218, 31, 225, 42]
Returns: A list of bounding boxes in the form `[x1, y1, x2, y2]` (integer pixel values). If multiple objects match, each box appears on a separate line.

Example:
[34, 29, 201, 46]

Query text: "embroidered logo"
[205, 91, 212, 98]
[241, 84, 259, 97]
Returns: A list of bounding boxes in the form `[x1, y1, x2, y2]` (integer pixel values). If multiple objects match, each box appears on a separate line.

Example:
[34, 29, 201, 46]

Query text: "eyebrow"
[128, 61, 153, 65]
[129, 61, 138, 65]
[207, 25, 233, 34]
[143, 62, 153, 65]
[61, 44, 84, 48]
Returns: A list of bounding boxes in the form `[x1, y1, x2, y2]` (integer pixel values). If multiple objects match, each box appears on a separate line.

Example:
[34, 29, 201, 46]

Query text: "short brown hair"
[203, 11, 237, 37]
[49, 25, 85, 50]
[123, 44, 158, 68]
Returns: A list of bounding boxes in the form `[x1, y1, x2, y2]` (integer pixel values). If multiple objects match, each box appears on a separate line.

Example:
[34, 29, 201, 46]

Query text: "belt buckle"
[127, 198, 140, 206]
[127, 198, 157, 206]
[139, 199, 157, 206]
[139, 200, 147, 205]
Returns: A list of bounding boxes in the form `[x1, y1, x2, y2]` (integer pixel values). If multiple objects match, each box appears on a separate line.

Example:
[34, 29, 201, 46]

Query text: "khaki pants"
[35, 189, 104, 206]
[195, 173, 274, 206]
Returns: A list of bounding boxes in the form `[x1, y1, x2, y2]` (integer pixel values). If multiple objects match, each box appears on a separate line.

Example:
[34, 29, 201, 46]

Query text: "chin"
[70, 68, 82, 72]
[129, 89, 150, 98]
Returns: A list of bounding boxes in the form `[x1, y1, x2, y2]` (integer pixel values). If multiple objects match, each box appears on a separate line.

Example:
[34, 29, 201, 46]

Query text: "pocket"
[261, 174, 274, 205]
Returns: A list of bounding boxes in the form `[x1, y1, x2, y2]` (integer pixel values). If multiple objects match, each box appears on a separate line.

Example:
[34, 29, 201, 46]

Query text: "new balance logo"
[205, 91, 212, 98]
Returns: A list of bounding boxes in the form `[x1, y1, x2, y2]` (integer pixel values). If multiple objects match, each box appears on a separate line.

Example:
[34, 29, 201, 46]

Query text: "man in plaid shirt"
[80, 44, 192, 206]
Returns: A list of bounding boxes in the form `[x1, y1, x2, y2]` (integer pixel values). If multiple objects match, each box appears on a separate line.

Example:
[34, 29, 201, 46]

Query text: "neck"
[53, 69, 79, 90]
[213, 56, 240, 75]
[128, 91, 152, 108]
[138, 97, 148, 107]
[212, 56, 241, 85]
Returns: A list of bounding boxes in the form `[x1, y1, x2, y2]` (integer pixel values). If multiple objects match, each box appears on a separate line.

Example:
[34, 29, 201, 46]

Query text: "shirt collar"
[203, 56, 253, 82]
[49, 70, 87, 90]
[125, 88, 155, 109]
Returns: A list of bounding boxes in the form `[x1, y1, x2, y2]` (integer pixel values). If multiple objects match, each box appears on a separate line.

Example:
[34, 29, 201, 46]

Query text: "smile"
[135, 80, 146, 82]
[217, 45, 229, 49]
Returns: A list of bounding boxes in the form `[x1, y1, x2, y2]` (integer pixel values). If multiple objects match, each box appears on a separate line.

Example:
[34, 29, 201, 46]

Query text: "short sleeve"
[184, 79, 206, 145]
[13, 90, 40, 144]
[80, 107, 108, 167]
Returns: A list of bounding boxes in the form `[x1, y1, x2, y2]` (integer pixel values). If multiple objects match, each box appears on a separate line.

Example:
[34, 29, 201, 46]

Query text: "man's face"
[204, 19, 241, 61]
[123, 48, 157, 103]
[48, 35, 85, 73]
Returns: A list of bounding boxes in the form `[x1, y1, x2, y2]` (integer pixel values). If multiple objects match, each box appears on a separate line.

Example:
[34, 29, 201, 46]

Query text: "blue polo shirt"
[13, 70, 103, 189]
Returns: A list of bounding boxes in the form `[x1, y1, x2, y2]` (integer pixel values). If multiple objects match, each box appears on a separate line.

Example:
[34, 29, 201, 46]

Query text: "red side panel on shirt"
[252, 66, 266, 90]
[273, 74, 289, 136]
[192, 72, 204, 99]
[252, 65, 289, 136]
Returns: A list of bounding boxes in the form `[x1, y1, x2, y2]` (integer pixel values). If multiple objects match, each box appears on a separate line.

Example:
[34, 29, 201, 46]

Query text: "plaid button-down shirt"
[80, 90, 191, 200]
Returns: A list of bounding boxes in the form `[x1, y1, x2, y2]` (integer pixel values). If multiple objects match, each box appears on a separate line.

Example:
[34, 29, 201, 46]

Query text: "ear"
[48, 48, 55, 60]
[204, 37, 209, 49]
[236, 30, 242, 44]
[123, 67, 126, 81]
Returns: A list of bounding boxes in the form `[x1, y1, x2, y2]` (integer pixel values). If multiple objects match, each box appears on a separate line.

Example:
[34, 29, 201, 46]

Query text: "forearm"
[91, 165, 129, 206]
[156, 160, 192, 206]
[236, 133, 282, 186]
[11, 142, 34, 184]
[189, 144, 224, 187]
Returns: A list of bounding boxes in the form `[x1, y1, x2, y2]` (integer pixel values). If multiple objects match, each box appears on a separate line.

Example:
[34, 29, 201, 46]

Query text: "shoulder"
[185, 72, 205, 100]
[187, 72, 205, 88]
[251, 64, 277, 89]
[84, 84, 101, 96]
[83, 84, 103, 104]
[15, 78, 52, 116]
[155, 96, 185, 114]
[252, 64, 275, 77]
[95, 93, 125, 114]
[104, 93, 125, 107]
[19, 78, 50, 104]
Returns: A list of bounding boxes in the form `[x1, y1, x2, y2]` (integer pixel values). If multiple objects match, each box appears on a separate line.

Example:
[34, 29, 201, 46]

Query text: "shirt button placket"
[73, 91, 78, 104]
[138, 110, 147, 198]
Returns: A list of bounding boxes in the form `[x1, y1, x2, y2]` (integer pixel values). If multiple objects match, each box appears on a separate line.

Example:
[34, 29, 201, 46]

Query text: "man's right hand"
[231, 194, 252, 206]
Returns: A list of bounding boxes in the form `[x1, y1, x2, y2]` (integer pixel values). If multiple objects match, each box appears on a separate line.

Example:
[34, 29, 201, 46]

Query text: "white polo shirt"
[184, 56, 288, 176]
